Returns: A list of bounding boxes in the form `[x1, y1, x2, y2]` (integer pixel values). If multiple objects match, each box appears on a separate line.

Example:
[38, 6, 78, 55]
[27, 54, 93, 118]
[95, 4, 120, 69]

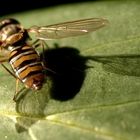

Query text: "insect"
[0, 18, 108, 100]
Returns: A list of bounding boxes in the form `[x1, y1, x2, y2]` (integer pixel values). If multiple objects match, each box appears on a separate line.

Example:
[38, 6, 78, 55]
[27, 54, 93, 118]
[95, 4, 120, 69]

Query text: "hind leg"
[0, 63, 24, 101]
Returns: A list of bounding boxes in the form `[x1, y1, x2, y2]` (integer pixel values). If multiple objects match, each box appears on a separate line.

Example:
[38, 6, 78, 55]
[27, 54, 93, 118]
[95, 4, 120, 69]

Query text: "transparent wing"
[0, 48, 9, 63]
[28, 18, 108, 40]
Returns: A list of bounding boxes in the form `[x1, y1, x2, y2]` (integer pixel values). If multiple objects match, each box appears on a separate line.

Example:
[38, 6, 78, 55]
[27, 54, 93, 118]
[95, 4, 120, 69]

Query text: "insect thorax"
[0, 18, 29, 48]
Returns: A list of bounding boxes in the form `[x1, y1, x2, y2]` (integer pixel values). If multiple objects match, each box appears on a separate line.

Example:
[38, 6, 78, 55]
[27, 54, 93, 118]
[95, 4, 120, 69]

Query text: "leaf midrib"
[0, 99, 140, 120]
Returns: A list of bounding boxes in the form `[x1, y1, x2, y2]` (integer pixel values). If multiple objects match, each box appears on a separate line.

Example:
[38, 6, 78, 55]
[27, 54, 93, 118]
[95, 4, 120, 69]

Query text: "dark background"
[0, 0, 97, 16]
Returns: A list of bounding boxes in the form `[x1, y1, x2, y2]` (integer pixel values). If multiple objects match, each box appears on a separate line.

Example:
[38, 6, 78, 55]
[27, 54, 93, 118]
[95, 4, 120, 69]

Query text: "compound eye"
[0, 18, 20, 30]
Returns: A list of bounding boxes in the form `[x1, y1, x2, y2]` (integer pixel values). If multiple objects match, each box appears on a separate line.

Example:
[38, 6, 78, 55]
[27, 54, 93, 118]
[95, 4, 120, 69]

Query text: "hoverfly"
[0, 18, 108, 101]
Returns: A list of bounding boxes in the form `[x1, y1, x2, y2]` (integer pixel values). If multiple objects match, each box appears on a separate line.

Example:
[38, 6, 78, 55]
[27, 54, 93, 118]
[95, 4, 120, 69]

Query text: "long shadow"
[88, 54, 140, 77]
[15, 46, 140, 133]
[15, 45, 89, 133]
[42, 45, 89, 101]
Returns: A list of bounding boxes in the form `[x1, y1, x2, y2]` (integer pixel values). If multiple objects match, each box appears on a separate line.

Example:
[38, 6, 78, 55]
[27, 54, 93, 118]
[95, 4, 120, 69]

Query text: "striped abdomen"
[9, 45, 44, 90]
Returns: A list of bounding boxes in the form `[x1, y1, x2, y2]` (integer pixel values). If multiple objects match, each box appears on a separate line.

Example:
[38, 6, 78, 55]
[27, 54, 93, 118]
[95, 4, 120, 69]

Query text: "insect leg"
[39, 40, 56, 72]
[40, 40, 46, 62]
[32, 39, 40, 48]
[40, 40, 49, 49]
[32, 40, 56, 74]
[13, 78, 20, 101]
[39, 40, 56, 74]
[13, 79, 25, 101]
[1, 63, 17, 79]
[16, 78, 19, 94]
[0, 48, 10, 63]
[0, 57, 9, 63]
[0, 63, 25, 101]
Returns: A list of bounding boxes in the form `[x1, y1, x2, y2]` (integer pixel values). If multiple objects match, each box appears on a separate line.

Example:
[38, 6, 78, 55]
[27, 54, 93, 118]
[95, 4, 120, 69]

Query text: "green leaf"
[1, 0, 140, 140]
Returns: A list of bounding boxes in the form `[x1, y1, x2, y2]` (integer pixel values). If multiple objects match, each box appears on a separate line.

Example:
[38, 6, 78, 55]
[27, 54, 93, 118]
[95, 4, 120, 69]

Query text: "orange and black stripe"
[9, 45, 44, 83]
[0, 18, 45, 90]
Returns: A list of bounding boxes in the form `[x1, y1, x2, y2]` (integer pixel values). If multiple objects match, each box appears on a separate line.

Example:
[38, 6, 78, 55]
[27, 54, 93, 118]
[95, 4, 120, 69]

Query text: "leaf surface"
[0, 1, 140, 140]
